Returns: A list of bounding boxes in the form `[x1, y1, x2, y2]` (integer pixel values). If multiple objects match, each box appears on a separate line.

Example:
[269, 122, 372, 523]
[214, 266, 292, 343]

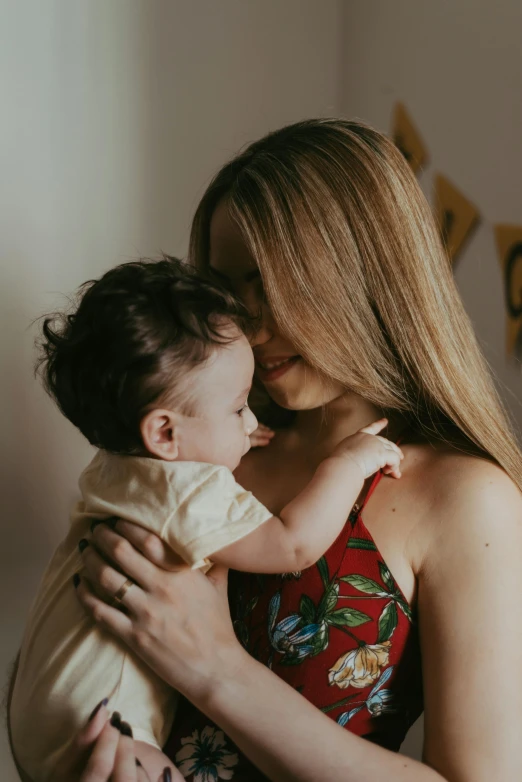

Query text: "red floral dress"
[164, 471, 423, 780]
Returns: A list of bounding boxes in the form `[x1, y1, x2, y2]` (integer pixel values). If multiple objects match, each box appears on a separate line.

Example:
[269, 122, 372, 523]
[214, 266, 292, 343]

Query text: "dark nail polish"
[135, 758, 143, 767]
[163, 768, 172, 782]
[78, 538, 89, 553]
[88, 697, 109, 721]
[73, 573, 81, 588]
[90, 519, 104, 534]
[110, 711, 122, 729]
[119, 721, 133, 737]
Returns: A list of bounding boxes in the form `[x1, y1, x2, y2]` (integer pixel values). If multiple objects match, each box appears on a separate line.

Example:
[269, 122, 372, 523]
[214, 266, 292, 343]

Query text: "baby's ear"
[140, 408, 180, 460]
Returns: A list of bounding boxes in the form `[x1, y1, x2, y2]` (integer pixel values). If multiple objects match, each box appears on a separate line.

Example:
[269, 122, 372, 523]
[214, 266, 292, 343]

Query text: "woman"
[73, 119, 522, 781]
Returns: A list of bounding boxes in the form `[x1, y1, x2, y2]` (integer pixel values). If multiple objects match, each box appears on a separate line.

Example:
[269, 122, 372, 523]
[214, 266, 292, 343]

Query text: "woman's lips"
[255, 356, 301, 383]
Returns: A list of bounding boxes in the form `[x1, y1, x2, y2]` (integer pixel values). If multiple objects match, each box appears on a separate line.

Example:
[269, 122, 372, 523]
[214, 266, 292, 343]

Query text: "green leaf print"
[379, 561, 395, 592]
[377, 600, 398, 642]
[340, 574, 388, 595]
[325, 607, 372, 628]
[317, 581, 339, 619]
[316, 556, 330, 589]
[299, 594, 316, 625]
[310, 621, 329, 656]
[396, 597, 413, 623]
[347, 537, 378, 551]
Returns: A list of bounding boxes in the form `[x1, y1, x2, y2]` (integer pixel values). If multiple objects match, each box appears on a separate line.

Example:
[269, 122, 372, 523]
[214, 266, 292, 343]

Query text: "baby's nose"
[245, 407, 258, 436]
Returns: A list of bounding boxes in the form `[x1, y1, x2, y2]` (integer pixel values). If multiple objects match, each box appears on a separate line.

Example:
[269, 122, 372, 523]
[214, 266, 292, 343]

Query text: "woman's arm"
[414, 459, 522, 781]
[78, 525, 442, 782]
[196, 644, 443, 782]
[77, 462, 522, 782]
[203, 462, 522, 782]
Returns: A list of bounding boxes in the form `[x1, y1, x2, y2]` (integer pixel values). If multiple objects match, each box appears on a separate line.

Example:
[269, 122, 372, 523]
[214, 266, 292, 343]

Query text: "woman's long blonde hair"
[189, 119, 522, 489]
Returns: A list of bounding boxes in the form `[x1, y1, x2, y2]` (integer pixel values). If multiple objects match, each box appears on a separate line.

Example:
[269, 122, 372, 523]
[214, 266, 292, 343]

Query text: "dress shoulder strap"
[358, 433, 405, 513]
[360, 471, 384, 512]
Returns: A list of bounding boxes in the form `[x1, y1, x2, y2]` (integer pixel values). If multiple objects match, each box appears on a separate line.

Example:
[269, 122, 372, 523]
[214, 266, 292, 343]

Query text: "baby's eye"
[236, 403, 249, 416]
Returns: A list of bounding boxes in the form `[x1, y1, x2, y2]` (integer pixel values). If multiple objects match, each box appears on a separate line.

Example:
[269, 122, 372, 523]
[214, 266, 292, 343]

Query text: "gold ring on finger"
[112, 577, 134, 607]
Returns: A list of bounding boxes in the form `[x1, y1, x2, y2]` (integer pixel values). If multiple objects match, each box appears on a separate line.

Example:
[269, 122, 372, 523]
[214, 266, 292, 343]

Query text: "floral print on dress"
[337, 665, 399, 725]
[266, 557, 375, 670]
[165, 479, 424, 778]
[267, 590, 320, 665]
[328, 640, 391, 689]
[175, 726, 239, 781]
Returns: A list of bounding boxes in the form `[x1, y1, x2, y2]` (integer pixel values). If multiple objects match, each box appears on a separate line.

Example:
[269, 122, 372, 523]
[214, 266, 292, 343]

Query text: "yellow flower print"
[328, 641, 391, 689]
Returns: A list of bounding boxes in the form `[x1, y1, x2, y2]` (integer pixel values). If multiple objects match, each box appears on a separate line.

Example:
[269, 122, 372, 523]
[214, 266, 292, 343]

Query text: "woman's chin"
[262, 368, 346, 412]
[264, 380, 329, 411]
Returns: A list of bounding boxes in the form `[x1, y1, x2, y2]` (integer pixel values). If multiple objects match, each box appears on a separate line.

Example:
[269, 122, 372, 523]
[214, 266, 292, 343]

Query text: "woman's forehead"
[209, 200, 258, 278]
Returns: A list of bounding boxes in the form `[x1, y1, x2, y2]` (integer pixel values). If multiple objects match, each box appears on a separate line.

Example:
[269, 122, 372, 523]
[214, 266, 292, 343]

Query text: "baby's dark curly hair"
[36, 257, 250, 454]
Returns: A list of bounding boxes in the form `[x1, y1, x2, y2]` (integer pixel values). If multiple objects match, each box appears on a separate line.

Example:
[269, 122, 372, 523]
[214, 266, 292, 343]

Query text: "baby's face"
[175, 331, 258, 471]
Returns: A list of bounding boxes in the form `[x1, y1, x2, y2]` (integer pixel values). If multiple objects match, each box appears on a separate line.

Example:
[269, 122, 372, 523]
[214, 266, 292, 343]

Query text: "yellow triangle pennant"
[494, 225, 522, 358]
[434, 174, 480, 264]
[391, 102, 429, 174]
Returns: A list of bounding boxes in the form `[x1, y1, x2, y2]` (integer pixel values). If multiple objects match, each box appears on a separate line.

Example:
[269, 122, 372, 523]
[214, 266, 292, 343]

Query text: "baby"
[10, 258, 402, 781]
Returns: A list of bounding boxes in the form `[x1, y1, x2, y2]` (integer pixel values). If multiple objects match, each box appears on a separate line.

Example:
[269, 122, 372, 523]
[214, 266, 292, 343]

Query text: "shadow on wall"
[1, 247, 94, 566]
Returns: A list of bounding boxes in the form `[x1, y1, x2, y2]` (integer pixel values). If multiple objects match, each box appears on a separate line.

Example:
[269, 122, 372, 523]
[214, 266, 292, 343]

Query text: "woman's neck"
[292, 392, 403, 462]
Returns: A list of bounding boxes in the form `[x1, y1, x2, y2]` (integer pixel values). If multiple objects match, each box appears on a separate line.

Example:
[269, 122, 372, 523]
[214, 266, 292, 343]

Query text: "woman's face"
[208, 200, 345, 411]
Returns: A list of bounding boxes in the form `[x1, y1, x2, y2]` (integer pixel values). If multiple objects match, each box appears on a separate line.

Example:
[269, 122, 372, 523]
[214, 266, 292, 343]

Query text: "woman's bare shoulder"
[409, 445, 522, 778]
[401, 440, 522, 566]
[409, 441, 520, 505]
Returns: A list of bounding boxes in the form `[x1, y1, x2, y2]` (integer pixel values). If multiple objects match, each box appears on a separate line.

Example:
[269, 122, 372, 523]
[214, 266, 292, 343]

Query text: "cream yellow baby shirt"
[10, 452, 272, 781]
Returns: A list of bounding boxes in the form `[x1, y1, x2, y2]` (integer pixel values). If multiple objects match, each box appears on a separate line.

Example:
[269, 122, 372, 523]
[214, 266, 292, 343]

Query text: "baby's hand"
[250, 422, 275, 448]
[331, 419, 403, 479]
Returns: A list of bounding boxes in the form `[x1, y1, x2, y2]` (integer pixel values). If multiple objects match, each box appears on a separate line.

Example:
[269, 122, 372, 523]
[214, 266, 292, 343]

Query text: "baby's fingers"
[376, 437, 404, 460]
[359, 418, 388, 436]
[383, 464, 402, 479]
[250, 424, 275, 448]
[381, 446, 403, 479]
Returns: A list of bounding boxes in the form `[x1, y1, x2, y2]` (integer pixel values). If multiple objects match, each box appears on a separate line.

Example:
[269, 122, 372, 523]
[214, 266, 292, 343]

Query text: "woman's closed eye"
[209, 265, 265, 297]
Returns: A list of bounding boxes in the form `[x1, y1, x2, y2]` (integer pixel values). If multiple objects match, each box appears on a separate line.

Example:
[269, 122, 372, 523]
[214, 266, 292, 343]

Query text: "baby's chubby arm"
[211, 419, 403, 573]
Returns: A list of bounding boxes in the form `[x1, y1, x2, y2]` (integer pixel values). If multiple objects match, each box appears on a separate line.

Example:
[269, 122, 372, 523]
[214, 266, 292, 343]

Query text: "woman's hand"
[74, 703, 141, 782]
[75, 521, 244, 704]
[59, 699, 176, 782]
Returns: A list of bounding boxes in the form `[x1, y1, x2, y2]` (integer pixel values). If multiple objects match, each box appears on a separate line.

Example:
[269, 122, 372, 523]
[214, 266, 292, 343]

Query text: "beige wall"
[0, 2, 341, 778]
[338, 0, 522, 760]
